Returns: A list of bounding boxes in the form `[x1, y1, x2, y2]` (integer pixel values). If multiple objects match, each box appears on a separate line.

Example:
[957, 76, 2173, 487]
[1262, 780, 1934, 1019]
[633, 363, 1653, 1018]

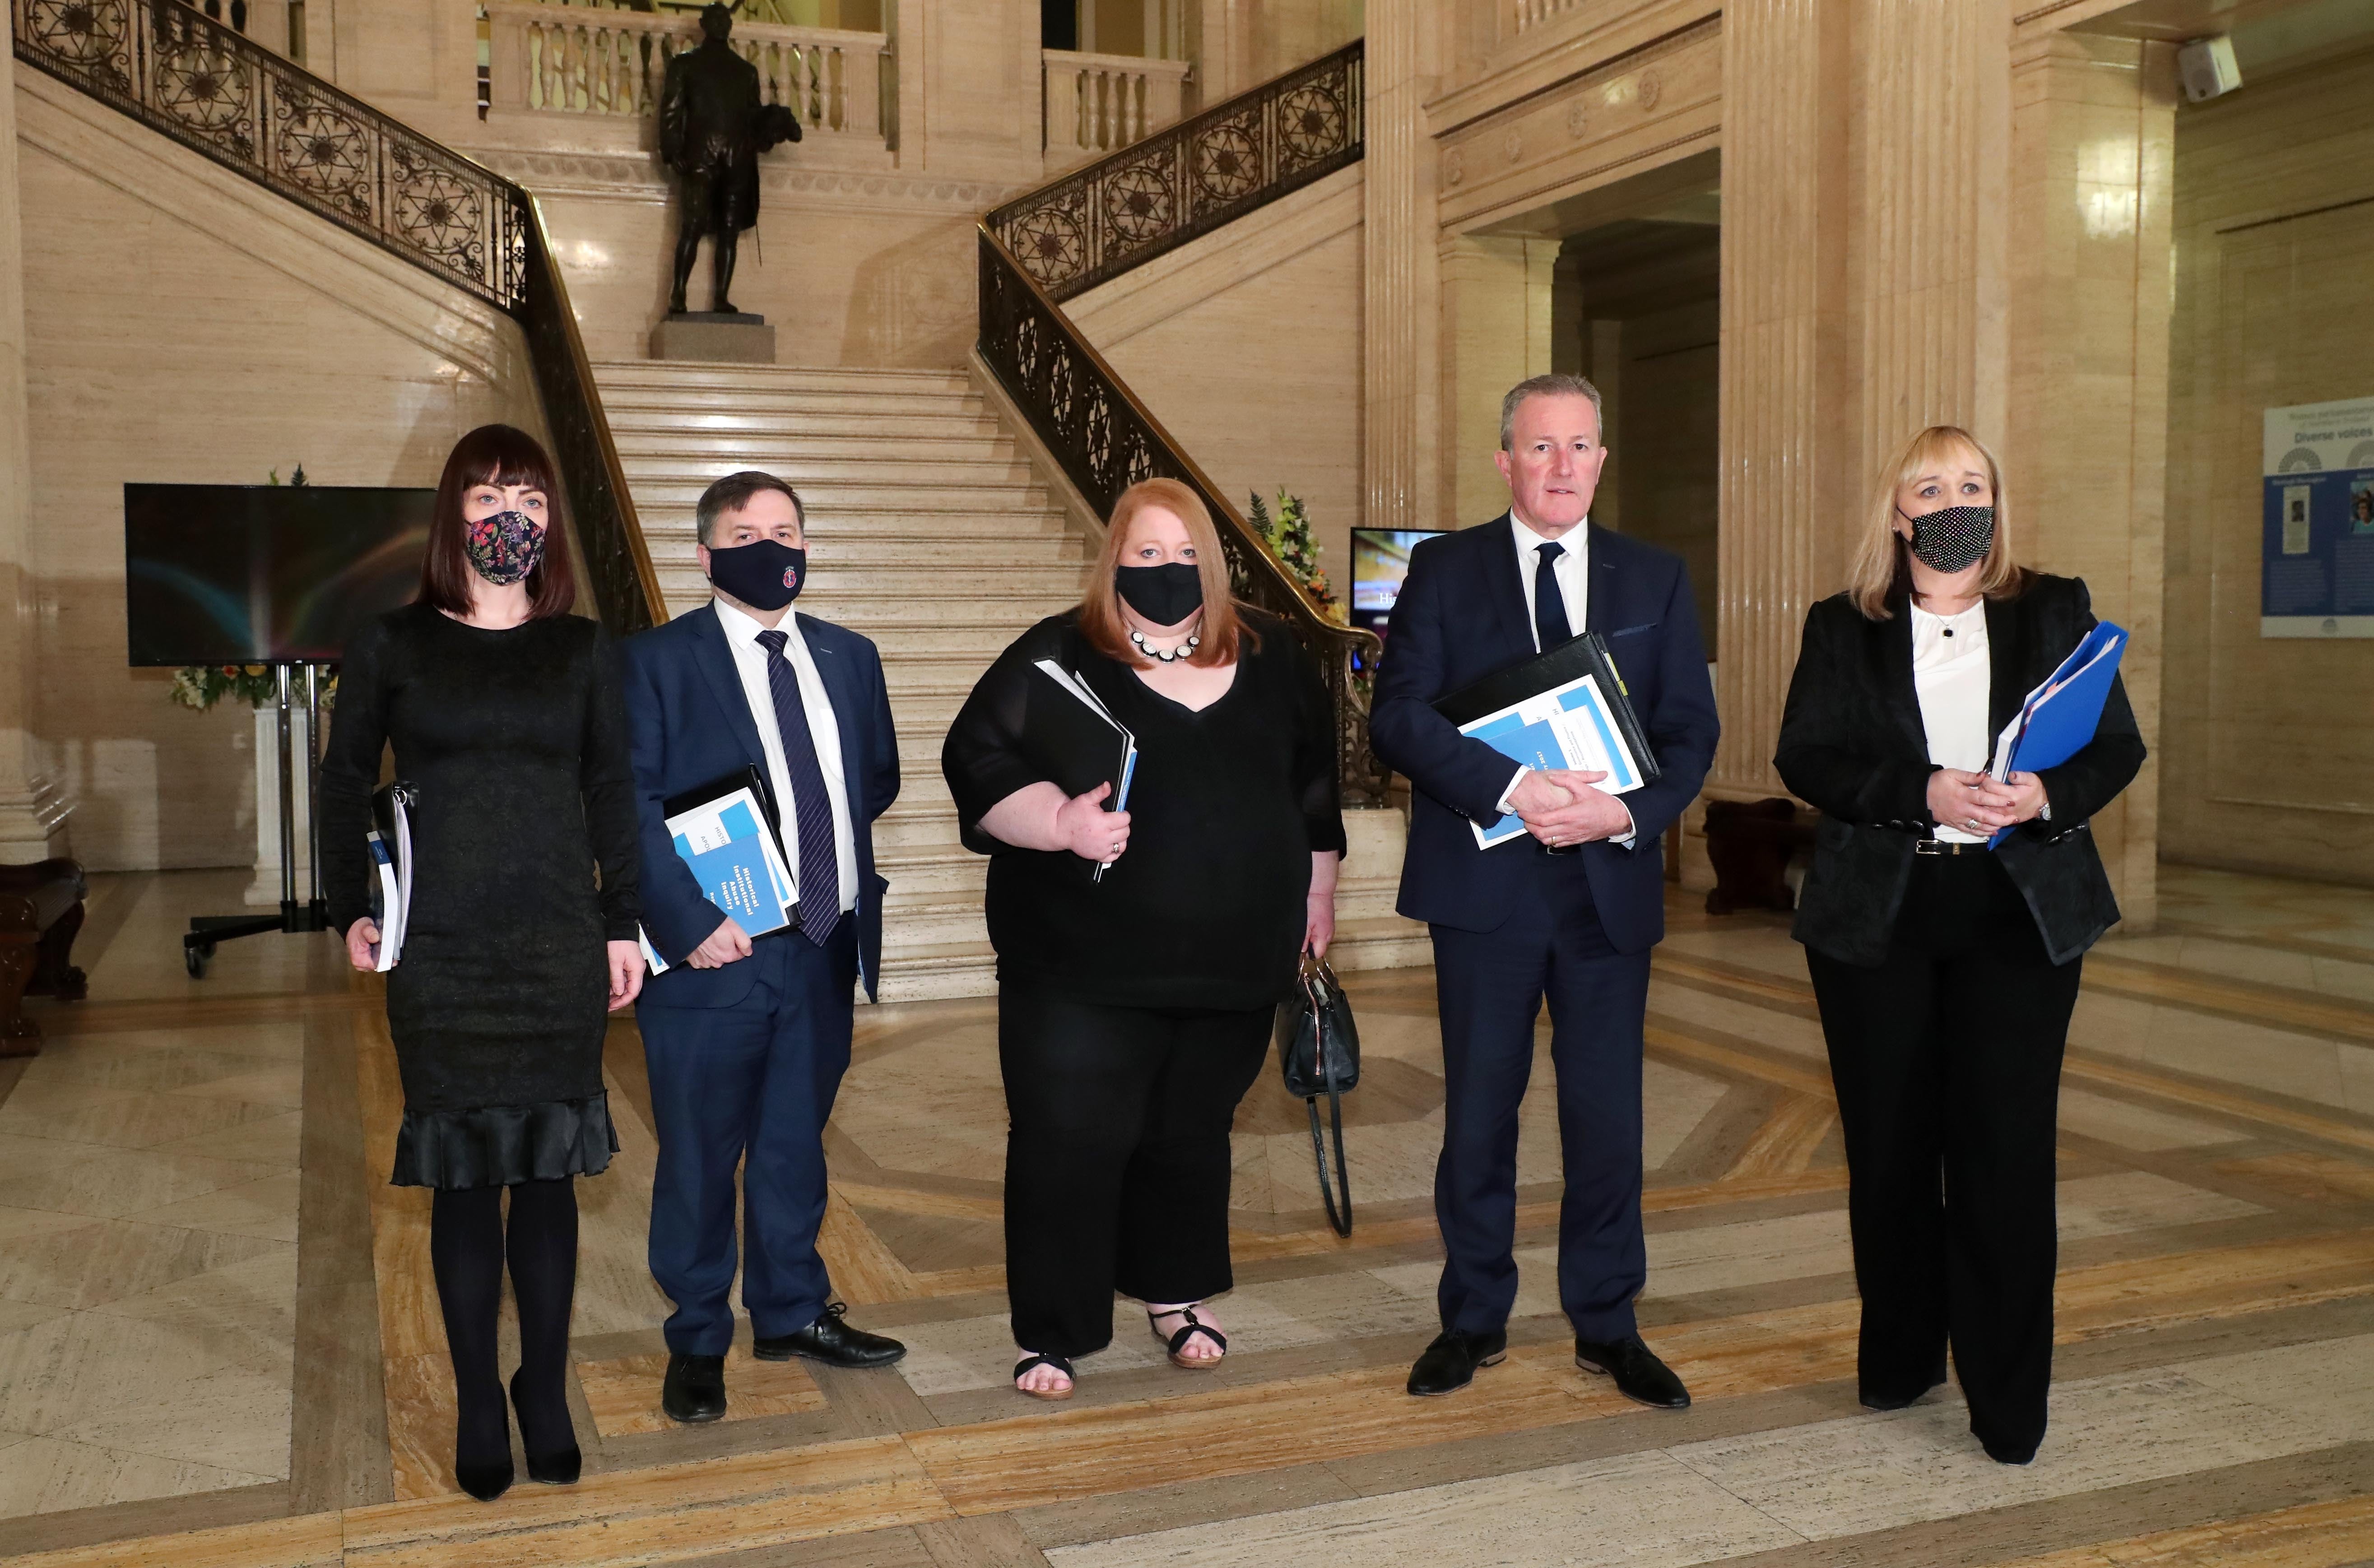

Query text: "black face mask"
[1114, 562, 1203, 627]
[1900, 504, 1995, 575]
[707, 538, 806, 612]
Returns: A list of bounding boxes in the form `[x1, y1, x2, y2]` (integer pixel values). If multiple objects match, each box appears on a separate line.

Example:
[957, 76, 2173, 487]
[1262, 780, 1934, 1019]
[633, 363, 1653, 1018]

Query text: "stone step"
[606, 409, 1004, 442]
[595, 362, 976, 397]
[629, 480, 1055, 512]
[616, 430, 1018, 462]
[636, 510, 1077, 541]
[623, 456, 1040, 489]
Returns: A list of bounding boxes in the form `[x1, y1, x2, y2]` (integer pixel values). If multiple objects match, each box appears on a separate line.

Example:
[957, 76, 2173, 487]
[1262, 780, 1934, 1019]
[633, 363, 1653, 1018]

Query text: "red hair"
[416, 424, 577, 620]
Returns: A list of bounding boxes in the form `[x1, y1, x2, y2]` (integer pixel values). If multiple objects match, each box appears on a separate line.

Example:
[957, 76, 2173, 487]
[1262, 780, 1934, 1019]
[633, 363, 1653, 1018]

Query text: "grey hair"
[1499, 373, 1605, 450]
[695, 470, 804, 546]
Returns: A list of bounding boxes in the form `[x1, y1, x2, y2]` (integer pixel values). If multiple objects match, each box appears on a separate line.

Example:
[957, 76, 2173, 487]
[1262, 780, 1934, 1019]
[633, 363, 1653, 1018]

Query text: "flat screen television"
[1349, 527, 1445, 636]
[124, 484, 434, 666]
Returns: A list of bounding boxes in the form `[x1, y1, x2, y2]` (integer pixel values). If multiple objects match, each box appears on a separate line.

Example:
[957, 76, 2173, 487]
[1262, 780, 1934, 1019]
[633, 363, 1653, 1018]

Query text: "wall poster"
[2263, 396, 2374, 637]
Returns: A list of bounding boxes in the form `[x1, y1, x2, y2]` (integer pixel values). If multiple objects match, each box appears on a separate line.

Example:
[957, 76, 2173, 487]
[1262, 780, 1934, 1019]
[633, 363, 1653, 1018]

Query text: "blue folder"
[1988, 621, 2126, 847]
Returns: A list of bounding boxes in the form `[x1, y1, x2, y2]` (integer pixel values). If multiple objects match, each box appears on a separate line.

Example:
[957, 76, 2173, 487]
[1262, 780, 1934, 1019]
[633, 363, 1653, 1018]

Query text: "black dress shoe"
[1407, 1329, 1508, 1397]
[753, 1302, 906, 1369]
[1575, 1334, 1691, 1408]
[662, 1352, 727, 1424]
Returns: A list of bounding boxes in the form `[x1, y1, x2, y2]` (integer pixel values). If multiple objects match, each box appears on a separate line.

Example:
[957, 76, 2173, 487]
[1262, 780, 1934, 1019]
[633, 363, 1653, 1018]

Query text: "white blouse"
[1910, 601, 1990, 843]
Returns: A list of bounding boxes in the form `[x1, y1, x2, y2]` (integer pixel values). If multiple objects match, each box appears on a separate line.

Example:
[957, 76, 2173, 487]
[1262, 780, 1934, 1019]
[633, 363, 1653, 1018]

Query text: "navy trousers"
[1429, 851, 1651, 1341]
[638, 923, 857, 1355]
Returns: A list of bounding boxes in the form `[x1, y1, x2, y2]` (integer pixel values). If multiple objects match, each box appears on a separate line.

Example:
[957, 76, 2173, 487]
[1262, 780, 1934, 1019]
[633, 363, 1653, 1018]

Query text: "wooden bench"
[0, 858, 89, 1056]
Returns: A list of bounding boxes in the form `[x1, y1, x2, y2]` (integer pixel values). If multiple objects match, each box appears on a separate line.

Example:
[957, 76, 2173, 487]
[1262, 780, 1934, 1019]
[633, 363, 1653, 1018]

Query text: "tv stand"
[185, 663, 332, 977]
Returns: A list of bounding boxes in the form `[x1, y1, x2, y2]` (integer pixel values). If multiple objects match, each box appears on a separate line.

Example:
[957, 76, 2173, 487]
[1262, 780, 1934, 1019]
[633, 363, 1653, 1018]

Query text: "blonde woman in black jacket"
[1774, 425, 2144, 1466]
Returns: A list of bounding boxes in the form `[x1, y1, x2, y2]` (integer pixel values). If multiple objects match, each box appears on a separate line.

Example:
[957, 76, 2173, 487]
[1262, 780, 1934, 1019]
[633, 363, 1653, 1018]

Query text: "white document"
[1458, 672, 1648, 850]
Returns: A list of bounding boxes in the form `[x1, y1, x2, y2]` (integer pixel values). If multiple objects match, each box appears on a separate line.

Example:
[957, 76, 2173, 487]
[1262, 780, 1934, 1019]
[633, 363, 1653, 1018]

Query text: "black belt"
[1912, 838, 1988, 856]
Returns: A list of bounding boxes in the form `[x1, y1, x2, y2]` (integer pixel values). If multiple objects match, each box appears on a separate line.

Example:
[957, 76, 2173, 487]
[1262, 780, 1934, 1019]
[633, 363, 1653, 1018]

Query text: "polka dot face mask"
[464, 509, 546, 586]
[1900, 504, 1995, 575]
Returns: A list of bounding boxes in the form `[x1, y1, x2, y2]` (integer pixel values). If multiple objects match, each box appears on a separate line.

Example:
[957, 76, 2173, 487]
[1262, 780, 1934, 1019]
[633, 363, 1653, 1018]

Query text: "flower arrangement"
[1248, 488, 1347, 626]
[166, 465, 336, 713]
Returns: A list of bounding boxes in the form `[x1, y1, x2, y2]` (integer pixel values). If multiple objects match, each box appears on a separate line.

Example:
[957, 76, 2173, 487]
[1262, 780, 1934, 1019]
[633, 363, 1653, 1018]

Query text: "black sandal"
[1148, 1304, 1227, 1369]
[1013, 1352, 1076, 1401]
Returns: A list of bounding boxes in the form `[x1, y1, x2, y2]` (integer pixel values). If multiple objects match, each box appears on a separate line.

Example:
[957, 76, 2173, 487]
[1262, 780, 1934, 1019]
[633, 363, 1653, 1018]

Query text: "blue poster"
[2262, 396, 2374, 638]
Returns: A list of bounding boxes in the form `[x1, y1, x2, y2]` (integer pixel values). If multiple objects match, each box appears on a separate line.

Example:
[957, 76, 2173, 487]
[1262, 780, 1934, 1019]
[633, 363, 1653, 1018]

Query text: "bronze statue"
[660, 4, 800, 315]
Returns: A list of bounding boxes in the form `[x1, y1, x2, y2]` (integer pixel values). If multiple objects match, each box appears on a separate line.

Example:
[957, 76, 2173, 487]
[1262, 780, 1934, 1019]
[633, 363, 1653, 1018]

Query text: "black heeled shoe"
[510, 1368, 581, 1486]
[454, 1400, 514, 1502]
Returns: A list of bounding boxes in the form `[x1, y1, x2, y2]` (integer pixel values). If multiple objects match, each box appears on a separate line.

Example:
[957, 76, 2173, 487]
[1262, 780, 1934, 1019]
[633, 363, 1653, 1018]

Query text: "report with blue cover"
[637, 767, 796, 972]
[1985, 620, 2128, 848]
[1431, 632, 1659, 851]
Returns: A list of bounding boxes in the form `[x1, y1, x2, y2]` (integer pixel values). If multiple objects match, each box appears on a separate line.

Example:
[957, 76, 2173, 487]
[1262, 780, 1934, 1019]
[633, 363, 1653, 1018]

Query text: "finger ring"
[1965, 817, 1982, 831]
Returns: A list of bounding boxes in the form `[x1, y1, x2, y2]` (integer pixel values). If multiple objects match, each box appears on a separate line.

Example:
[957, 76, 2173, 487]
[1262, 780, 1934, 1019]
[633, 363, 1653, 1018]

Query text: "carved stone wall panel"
[1433, 18, 1719, 232]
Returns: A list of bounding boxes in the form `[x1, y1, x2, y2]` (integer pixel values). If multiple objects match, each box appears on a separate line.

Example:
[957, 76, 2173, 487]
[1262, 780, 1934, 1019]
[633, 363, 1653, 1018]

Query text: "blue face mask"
[707, 537, 806, 612]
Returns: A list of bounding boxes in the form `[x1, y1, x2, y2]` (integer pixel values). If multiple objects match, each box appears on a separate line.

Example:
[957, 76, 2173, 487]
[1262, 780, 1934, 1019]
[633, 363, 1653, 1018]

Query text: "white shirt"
[1494, 513, 1633, 846]
[1513, 510, 1589, 648]
[1910, 600, 1992, 844]
[711, 597, 860, 912]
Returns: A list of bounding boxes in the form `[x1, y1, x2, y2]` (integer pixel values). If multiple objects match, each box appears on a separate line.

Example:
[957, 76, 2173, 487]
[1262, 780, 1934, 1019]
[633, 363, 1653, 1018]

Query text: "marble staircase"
[595, 358, 1428, 1000]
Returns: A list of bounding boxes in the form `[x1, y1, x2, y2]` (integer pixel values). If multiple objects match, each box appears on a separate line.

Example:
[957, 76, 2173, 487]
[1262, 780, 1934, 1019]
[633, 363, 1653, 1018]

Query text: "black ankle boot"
[511, 1368, 581, 1485]
[454, 1382, 514, 1502]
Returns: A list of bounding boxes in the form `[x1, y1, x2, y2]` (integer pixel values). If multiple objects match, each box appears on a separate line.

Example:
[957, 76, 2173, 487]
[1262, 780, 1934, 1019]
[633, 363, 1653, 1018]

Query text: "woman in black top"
[943, 478, 1346, 1400]
[1775, 426, 2144, 1466]
[321, 425, 644, 1501]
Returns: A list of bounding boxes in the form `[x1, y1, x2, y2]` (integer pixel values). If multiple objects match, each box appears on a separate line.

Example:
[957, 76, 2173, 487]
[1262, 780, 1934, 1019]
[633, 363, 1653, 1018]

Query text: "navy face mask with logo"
[707, 537, 806, 612]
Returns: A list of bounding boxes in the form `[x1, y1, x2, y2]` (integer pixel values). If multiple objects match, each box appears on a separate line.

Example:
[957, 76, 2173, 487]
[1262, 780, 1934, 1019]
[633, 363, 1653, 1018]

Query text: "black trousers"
[999, 984, 1273, 1357]
[1804, 851, 2083, 1460]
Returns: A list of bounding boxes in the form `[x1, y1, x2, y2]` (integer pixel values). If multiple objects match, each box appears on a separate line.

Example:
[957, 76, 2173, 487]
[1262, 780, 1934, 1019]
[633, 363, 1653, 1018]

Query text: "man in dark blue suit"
[1371, 374, 1718, 1403]
[621, 471, 906, 1423]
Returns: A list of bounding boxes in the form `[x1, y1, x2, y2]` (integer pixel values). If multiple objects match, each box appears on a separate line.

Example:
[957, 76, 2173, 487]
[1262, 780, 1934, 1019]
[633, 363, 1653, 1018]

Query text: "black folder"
[1430, 631, 1663, 785]
[664, 765, 785, 855]
[1023, 665, 1137, 807]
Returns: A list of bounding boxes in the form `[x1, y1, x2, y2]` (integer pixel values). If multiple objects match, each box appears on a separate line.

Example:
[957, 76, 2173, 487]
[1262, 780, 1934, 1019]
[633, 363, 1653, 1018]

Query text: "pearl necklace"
[1129, 627, 1201, 663]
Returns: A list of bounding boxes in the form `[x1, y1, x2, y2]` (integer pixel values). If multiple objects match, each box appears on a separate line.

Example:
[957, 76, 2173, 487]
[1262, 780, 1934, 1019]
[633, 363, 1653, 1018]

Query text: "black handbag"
[1274, 951, 1361, 1236]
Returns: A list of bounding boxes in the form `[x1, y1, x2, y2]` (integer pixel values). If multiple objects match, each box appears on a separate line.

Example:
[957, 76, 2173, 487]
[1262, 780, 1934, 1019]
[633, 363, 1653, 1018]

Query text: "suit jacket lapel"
[1482, 513, 1536, 657]
[689, 603, 771, 777]
[799, 613, 868, 819]
[1584, 523, 1616, 636]
[1984, 593, 2028, 740]
[1879, 592, 1928, 756]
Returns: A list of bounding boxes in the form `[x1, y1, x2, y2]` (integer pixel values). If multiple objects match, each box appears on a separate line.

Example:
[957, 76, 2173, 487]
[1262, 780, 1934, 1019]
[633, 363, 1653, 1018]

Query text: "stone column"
[0, 72, 70, 860]
[1361, 0, 1441, 533]
[1438, 234, 1556, 526]
[2004, 32, 2176, 925]
[1712, 0, 2012, 798]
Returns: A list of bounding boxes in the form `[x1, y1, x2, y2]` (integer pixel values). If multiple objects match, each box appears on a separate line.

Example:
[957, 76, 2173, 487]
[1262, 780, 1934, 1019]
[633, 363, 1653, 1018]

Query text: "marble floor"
[5, 863, 2374, 1566]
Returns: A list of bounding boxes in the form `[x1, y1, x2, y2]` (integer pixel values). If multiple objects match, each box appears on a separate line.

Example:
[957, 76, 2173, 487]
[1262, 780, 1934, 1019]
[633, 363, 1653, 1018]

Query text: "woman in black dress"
[943, 477, 1345, 1401]
[321, 425, 644, 1500]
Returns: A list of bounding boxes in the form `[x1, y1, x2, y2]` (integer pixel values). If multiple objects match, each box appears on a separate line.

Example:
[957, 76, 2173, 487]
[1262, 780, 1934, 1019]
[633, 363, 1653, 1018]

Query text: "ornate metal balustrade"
[12, 0, 665, 634]
[979, 229, 1385, 806]
[989, 39, 1361, 304]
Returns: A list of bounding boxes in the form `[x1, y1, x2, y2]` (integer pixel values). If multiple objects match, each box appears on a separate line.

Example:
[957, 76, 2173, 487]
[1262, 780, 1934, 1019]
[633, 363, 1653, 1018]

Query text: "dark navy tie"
[753, 628, 840, 946]
[1533, 541, 1572, 651]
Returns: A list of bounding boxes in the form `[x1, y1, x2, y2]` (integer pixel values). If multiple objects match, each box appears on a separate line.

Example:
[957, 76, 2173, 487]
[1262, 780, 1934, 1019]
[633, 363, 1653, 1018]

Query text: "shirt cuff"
[1495, 765, 1530, 818]
[1612, 800, 1637, 849]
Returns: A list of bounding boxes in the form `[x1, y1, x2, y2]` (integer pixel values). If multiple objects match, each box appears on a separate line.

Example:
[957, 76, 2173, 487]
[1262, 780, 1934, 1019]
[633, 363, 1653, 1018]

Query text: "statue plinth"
[650, 312, 776, 364]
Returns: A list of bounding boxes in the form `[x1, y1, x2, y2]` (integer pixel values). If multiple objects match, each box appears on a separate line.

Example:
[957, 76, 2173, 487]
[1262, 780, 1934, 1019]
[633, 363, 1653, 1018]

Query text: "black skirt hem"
[390, 1092, 619, 1190]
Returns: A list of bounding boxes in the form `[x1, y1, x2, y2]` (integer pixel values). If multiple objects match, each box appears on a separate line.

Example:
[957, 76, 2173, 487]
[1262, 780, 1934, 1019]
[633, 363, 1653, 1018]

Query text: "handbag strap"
[1302, 949, 1352, 1237]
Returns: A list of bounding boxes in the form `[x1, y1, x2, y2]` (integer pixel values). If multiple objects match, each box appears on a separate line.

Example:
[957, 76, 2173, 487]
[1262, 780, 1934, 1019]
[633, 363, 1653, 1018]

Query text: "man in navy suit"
[1371, 374, 1718, 1403]
[621, 471, 906, 1423]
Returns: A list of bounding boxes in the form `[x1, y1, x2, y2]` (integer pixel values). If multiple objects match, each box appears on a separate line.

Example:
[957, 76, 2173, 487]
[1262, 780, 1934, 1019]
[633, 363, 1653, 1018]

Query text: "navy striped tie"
[753, 628, 840, 946]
